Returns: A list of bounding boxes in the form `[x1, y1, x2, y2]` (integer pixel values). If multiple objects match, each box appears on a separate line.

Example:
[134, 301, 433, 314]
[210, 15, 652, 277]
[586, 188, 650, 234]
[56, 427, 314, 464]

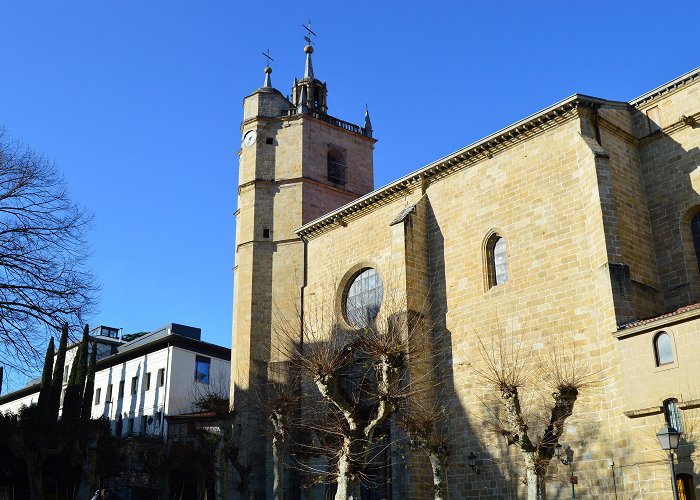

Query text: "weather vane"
[261, 49, 274, 67]
[302, 20, 317, 46]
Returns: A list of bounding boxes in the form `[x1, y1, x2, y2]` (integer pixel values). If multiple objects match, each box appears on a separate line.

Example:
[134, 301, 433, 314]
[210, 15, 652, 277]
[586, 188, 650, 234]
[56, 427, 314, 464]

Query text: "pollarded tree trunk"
[272, 433, 284, 500]
[335, 437, 360, 500]
[428, 451, 446, 500]
[524, 453, 546, 500]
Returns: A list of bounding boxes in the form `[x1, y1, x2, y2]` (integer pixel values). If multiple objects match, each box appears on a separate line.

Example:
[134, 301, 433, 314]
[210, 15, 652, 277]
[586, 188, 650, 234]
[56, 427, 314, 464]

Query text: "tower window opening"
[327, 148, 346, 186]
[266, 137, 274, 145]
[263, 228, 270, 239]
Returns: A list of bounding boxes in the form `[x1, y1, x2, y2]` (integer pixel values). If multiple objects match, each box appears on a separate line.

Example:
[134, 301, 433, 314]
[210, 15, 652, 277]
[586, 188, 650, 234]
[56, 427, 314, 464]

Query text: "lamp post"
[656, 424, 681, 500]
[467, 452, 480, 474]
[555, 444, 575, 500]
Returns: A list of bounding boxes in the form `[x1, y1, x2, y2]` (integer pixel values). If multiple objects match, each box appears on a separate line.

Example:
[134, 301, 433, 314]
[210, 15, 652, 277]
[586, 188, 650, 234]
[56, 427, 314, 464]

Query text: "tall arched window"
[344, 268, 383, 328]
[691, 213, 700, 273]
[654, 331, 674, 366]
[486, 234, 508, 288]
[664, 398, 683, 433]
[327, 148, 346, 185]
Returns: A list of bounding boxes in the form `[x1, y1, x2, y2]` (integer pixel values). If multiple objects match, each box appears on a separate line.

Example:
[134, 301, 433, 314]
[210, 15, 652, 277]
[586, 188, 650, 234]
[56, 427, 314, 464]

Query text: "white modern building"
[0, 323, 230, 439]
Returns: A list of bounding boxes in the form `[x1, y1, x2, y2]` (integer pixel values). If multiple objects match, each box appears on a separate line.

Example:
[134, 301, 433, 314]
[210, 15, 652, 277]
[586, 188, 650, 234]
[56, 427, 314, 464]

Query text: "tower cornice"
[240, 107, 375, 140]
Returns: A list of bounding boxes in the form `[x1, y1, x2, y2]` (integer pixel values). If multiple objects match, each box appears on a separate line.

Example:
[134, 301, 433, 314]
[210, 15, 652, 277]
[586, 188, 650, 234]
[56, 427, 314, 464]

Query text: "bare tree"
[257, 363, 301, 500]
[0, 129, 97, 375]
[473, 330, 595, 500]
[187, 369, 255, 499]
[278, 279, 439, 500]
[397, 398, 450, 500]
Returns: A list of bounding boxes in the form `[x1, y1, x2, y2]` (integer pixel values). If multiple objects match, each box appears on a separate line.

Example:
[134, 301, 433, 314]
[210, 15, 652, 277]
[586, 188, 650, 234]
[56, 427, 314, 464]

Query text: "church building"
[231, 38, 700, 499]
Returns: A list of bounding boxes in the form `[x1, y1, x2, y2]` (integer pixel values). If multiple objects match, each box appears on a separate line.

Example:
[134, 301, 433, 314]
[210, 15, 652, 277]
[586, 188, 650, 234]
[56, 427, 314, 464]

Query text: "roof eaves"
[629, 67, 700, 108]
[296, 94, 612, 237]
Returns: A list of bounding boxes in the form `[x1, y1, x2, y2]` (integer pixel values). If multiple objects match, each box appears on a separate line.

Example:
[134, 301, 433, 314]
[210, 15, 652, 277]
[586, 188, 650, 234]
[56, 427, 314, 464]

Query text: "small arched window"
[486, 234, 508, 288]
[327, 148, 346, 185]
[344, 268, 383, 328]
[664, 398, 683, 433]
[691, 213, 700, 273]
[654, 332, 674, 366]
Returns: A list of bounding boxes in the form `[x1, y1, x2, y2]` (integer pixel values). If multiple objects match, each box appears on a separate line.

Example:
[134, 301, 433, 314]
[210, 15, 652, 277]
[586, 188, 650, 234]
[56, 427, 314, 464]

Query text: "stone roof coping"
[297, 93, 621, 237]
[389, 204, 417, 226]
[629, 67, 700, 108]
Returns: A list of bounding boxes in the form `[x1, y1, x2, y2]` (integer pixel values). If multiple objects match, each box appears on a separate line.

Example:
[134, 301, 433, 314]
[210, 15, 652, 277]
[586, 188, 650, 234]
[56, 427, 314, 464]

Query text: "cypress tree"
[79, 324, 89, 370]
[74, 325, 89, 407]
[81, 340, 97, 421]
[48, 323, 69, 422]
[62, 343, 84, 422]
[37, 337, 55, 417]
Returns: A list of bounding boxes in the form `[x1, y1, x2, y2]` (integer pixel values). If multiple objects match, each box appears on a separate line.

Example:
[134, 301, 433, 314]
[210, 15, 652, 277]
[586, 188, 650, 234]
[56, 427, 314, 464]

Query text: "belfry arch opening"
[327, 147, 346, 186]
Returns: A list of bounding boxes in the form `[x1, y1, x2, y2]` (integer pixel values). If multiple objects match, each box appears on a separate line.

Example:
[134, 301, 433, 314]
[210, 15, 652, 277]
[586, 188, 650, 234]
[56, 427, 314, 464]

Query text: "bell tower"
[230, 41, 376, 497]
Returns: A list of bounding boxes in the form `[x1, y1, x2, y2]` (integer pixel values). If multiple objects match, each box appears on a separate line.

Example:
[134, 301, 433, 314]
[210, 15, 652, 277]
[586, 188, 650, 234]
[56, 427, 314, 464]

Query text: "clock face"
[243, 130, 257, 148]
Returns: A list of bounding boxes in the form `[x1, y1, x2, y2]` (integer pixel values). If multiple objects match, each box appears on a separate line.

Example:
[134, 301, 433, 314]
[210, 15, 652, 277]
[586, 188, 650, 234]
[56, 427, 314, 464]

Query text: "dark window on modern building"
[94, 388, 101, 406]
[118, 380, 125, 399]
[664, 398, 683, 433]
[106, 384, 113, 402]
[145, 372, 151, 391]
[131, 376, 138, 396]
[127, 417, 134, 435]
[64, 365, 69, 382]
[654, 332, 674, 366]
[327, 148, 346, 185]
[486, 234, 508, 288]
[345, 268, 383, 328]
[158, 368, 165, 387]
[195, 356, 211, 384]
[141, 415, 148, 435]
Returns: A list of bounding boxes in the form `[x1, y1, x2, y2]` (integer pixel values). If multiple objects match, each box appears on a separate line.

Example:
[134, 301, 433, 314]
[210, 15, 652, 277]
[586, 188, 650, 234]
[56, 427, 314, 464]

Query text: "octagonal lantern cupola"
[291, 43, 328, 113]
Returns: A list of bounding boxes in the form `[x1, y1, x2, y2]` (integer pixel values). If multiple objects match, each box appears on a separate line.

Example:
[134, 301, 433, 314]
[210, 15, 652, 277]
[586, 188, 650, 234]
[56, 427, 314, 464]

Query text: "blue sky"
[1, 1, 698, 388]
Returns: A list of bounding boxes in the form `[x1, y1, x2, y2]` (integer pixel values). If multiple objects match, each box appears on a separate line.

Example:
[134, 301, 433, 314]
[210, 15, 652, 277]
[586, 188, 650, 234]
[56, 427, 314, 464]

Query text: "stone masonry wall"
[635, 79, 700, 311]
[303, 112, 626, 498]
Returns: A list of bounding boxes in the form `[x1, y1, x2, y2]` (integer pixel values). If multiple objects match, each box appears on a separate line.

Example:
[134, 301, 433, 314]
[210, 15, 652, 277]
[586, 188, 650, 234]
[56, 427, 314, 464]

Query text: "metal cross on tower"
[261, 49, 274, 66]
[302, 21, 317, 45]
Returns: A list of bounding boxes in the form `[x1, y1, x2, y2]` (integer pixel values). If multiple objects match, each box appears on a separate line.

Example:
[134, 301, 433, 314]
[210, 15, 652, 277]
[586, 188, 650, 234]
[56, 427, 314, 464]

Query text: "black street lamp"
[468, 452, 480, 474]
[555, 444, 575, 500]
[555, 444, 571, 465]
[656, 424, 681, 500]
